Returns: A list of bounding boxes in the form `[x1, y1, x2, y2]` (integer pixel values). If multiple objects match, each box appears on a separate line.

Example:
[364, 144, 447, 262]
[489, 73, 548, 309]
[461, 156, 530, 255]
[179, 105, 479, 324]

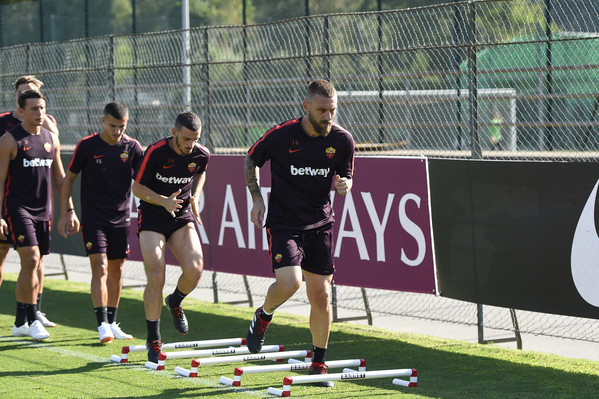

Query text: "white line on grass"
[0, 336, 265, 397]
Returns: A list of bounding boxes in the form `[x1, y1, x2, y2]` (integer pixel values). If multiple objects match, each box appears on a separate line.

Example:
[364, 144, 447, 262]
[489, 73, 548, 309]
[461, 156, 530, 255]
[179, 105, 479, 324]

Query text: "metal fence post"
[323, 15, 330, 81]
[467, 0, 482, 159]
[544, 0, 554, 151]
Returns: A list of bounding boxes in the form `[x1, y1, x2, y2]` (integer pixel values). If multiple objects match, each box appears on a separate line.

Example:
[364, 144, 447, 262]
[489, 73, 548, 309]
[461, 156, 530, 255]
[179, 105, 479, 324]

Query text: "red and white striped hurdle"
[174, 348, 309, 378]
[110, 338, 247, 363]
[267, 368, 417, 397]
[219, 358, 366, 387]
[148, 344, 284, 370]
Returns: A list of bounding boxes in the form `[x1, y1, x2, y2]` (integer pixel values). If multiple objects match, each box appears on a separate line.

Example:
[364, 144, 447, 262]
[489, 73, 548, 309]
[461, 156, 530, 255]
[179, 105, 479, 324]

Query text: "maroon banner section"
[128, 155, 436, 294]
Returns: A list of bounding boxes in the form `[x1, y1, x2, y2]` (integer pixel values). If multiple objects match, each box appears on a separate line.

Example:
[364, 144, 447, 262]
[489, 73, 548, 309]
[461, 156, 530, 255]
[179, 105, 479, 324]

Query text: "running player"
[132, 111, 209, 362]
[244, 79, 355, 387]
[0, 89, 74, 341]
[0, 75, 59, 328]
[57, 101, 143, 343]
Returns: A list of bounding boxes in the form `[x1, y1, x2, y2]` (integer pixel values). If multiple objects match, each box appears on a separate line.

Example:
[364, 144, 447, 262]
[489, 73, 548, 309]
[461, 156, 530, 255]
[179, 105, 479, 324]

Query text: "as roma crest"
[187, 162, 197, 173]
[120, 152, 129, 163]
[44, 142, 52, 153]
[325, 147, 336, 159]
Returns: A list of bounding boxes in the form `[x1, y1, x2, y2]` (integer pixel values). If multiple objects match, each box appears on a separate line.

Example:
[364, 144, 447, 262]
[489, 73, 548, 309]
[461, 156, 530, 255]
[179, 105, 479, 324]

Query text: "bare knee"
[307, 284, 332, 311]
[90, 262, 108, 279]
[277, 277, 302, 297]
[145, 266, 165, 288]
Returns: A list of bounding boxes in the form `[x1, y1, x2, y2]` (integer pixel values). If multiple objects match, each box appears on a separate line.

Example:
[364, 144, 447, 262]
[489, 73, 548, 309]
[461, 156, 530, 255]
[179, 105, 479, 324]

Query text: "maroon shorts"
[137, 207, 195, 241]
[82, 223, 130, 260]
[6, 210, 50, 255]
[266, 223, 335, 276]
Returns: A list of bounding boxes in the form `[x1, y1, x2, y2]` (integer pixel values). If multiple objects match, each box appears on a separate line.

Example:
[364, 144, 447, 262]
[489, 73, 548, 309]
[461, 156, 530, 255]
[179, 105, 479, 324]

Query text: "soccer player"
[0, 89, 74, 341]
[0, 75, 59, 328]
[57, 101, 144, 343]
[244, 79, 355, 387]
[132, 111, 209, 362]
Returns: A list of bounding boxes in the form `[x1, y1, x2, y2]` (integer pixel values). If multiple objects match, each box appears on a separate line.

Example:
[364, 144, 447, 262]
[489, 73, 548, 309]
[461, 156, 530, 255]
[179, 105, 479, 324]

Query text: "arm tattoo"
[244, 155, 262, 201]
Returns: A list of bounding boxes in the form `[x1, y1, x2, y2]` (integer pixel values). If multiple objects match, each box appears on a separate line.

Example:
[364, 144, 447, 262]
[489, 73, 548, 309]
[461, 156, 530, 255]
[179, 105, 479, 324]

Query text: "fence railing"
[0, 0, 597, 161]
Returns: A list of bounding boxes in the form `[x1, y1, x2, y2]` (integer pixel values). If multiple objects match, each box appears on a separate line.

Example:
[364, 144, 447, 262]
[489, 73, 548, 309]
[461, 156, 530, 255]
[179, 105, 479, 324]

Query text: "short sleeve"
[68, 139, 87, 174]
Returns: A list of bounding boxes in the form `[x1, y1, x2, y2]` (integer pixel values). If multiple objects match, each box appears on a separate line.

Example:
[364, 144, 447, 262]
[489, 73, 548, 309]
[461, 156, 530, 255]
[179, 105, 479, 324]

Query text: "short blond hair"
[14, 75, 43, 92]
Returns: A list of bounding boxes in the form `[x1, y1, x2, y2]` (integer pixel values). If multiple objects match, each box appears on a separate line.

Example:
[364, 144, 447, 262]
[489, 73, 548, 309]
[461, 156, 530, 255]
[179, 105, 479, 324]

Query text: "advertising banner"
[123, 155, 437, 294]
[430, 159, 599, 319]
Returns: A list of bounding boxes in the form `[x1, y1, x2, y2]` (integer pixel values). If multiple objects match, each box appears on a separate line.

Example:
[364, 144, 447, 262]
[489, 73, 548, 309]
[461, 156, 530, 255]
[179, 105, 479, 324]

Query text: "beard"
[308, 111, 332, 137]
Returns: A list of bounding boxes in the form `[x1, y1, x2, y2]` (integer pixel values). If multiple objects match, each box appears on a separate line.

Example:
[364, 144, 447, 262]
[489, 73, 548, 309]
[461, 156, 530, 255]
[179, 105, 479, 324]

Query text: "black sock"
[36, 293, 43, 312]
[15, 302, 27, 326]
[168, 287, 187, 308]
[312, 346, 327, 364]
[94, 306, 108, 326]
[25, 303, 38, 325]
[107, 307, 118, 324]
[259, 307, 273, 322]
[146, 319, 161, 342]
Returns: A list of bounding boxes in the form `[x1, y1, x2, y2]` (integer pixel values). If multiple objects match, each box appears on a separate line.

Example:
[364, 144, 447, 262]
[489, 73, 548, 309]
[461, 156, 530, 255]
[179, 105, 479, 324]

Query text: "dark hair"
[104, 101, 129, 120]
[307, 79, 336, 100]
[14, 75, 43, 92]
[18, 89, 45, 109]
[174, 111, 202, 132]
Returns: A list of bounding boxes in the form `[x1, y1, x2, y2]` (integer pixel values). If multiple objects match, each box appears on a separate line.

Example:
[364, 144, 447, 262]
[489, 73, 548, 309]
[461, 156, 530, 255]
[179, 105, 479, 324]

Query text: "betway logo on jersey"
[290, 165, 330, 177]
[23, 158, 53, 168]
[155, 172, 192, 184]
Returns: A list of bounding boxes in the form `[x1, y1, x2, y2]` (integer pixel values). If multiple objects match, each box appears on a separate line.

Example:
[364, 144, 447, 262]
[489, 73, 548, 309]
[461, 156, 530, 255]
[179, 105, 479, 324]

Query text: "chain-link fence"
[1, 0, 598, 160]
[1, 0, 599, 344]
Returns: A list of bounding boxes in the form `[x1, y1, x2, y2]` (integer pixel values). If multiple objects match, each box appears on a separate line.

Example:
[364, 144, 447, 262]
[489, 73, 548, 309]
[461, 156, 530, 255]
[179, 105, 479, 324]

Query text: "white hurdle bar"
[175, 348, 309, 378]
[149, 344, 284, 370]
[111, 337, 247, 363]
[267, 368, 417, 397]
[219, 358, 365, 387]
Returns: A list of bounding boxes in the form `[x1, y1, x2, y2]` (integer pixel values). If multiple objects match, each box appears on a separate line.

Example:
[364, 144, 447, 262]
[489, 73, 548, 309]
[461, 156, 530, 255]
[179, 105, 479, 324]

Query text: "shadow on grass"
[1, 276, 599, 399]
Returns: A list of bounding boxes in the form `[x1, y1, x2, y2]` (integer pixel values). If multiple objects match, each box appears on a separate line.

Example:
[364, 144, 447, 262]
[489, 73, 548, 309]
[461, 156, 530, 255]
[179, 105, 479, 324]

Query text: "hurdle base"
[267, 387, 287, 397]
[110, 355, 123, 363]
[219, 376, 241, 386]
[393, 378, 417, 387]
[144, 361, 160, 370]
[174, 366, 197, 378]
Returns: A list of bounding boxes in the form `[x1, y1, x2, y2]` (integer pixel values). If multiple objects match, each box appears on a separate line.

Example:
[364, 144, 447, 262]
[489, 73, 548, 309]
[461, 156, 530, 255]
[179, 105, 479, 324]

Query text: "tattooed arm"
[245, 154, 265, 228]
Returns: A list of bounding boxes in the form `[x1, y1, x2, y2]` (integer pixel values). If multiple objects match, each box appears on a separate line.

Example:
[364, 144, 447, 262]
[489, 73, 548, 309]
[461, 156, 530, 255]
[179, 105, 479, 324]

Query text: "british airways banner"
[126, 155, 437, 294]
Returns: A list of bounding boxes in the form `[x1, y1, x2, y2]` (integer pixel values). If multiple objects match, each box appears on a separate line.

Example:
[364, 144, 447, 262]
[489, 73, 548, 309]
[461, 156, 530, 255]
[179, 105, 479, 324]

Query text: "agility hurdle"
[110, 338, 247, 363]
[267, 368, 417, 397]
[175, 349, 310, 378]
[148, 344, 284, 370]
[219, 358, 366, 387]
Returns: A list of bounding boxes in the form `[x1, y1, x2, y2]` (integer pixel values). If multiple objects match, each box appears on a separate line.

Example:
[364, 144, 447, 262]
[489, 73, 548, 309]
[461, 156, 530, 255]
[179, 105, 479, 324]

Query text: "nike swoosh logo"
[571, 179, 599, 307]
[289, 149, 302, 153]
[23, 146, 32, 151]
[163, 165, 175, 169]
[93, 155, 104, 159]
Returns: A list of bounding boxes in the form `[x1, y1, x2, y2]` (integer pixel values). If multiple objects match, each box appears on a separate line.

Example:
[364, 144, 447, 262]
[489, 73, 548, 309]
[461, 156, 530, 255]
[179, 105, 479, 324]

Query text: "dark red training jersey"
[68, 133, 144, 227]
[134, 137, 210, 217]
[3, 125, 55, 221]
[248, 117, 355, 230]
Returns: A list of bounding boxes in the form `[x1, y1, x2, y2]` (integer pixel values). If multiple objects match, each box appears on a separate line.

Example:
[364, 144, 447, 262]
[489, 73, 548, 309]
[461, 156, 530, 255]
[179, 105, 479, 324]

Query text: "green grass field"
[1, 274, 598, 398]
